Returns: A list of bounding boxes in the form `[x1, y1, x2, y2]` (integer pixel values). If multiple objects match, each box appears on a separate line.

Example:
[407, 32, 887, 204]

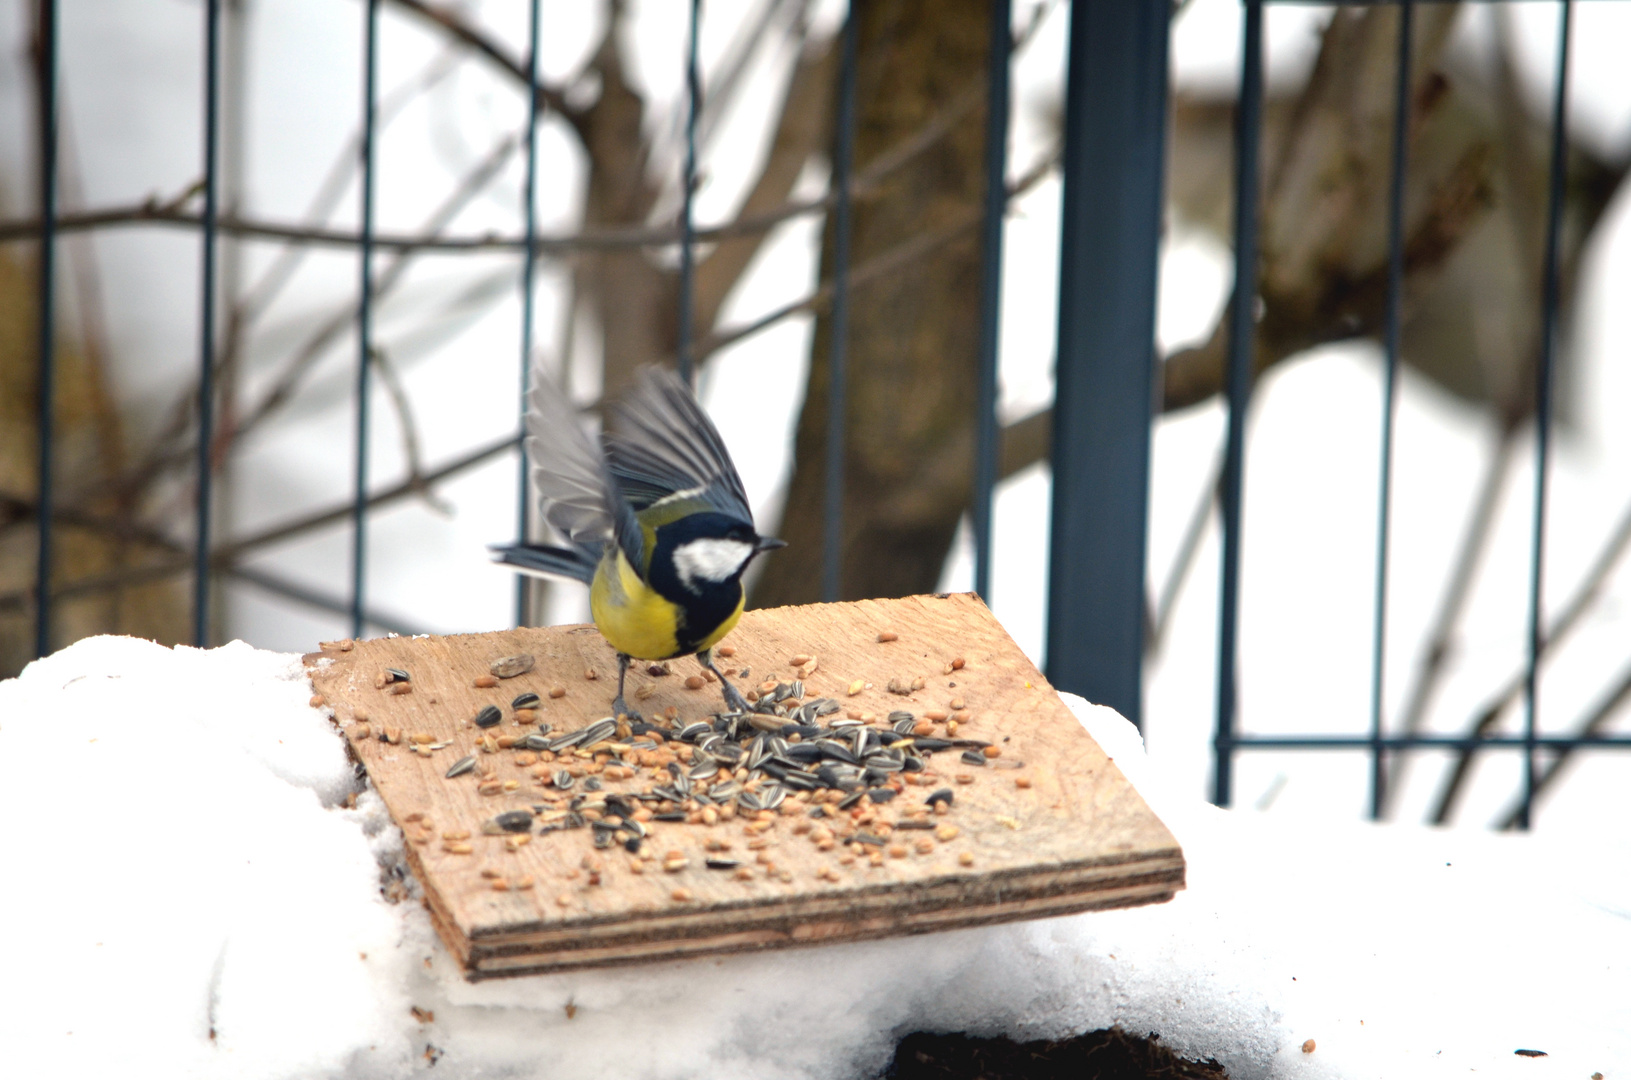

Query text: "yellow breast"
[589, 548, 682, 660]
[588, 547, 746, 660]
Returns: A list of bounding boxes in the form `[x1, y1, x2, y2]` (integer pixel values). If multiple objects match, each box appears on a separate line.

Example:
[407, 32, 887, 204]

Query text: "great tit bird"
[490, 367, 784, 720]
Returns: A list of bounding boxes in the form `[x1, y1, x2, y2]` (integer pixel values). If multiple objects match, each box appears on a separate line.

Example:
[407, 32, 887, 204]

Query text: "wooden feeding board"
[305, 593, 1183, 979]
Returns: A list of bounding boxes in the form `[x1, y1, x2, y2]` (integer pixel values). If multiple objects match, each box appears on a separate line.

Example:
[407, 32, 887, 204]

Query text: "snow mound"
[0, 636, 1624, 1079]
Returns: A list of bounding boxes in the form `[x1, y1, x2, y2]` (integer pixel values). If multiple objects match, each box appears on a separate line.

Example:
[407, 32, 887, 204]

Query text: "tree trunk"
[753, 0, 990, 607]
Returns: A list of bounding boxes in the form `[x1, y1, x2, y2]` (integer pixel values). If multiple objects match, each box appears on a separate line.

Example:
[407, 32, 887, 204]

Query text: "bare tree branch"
[1428, 486, 1631, 824]
[385, 0, 585, 139]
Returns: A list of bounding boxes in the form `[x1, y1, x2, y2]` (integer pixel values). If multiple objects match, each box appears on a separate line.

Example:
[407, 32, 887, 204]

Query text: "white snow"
[1, 635, 1626, 1079]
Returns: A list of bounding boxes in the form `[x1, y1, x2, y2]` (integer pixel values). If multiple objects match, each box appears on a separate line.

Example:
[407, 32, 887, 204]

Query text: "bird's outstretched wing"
[603, 368, 753, 522]
[522, 374, 643, 569]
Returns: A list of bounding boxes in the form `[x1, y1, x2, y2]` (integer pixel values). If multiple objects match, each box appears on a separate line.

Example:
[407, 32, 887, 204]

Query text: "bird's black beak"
[755, 536, 788, 552]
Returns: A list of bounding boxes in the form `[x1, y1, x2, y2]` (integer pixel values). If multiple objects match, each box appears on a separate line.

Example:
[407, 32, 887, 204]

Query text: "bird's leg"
[697, 648, 751, 715]
[611, 652, 643, 721]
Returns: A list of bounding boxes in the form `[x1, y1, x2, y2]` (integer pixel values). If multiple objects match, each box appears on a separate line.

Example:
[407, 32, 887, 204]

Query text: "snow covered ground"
[2, 635, 1624, 1080]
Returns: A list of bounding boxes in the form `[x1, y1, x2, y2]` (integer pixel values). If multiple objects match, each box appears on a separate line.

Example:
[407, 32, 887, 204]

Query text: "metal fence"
[17, 0, 1631, 826]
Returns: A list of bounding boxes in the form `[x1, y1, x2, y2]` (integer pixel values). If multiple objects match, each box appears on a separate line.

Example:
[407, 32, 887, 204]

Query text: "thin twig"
[693, 149, 1060, 363]
[1380, 425, 1517, 816]
[1494, 659, 1631, 830]
[0, 432, 522, 614]
[1148, 448, 1224, 656]
[1428, 484, 1631, 824]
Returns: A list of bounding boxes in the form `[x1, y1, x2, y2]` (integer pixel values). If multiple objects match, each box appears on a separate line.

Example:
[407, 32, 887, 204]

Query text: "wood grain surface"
[305, 593, 1184, 979]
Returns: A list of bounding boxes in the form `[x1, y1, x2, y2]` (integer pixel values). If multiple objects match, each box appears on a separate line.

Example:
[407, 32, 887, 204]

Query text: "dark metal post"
[1045, 0, 1170, 726]
[1213, 0, 1264, 806]
[195, 0, 222, 647]
[352, 0, 380, 639]
[1522, 0, 1573, 831]
[676, 0, 701, 386]
[33, 0, 58, 659]
[972, 0, 1012, 604]
[1368, 0, 1413, 820]
[822, 1, 859, 604]
[515, 0, 541, 627]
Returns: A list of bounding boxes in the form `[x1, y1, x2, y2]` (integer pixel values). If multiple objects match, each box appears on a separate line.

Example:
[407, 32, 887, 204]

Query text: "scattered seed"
[381, 726, 403, 744]
[1015, 776, 1032, 789]
[628, 858, 644, 874]
[958, 851, 975, 867]
[384, 668, 411, 684]
[949, 697, 966, 710]
[983, 746, 1002, 759]
[684, 675, 705, 690]
[584, 667, 599, 680]
[911, 677, 926, 691]
[887, 678, 914, 696]
[705, 857, 739, 870]
[553, 770, 574, 790]
[888, 844, 908, 859]
[493, 810, 533, 833]
[515, 875, 535, 890]
[490, 654, 535, 679]
[717, 645, 735, 658]
[441, 830, 471, 841]
[671, 887, 693, 902]
[474, 674, 499, 688]
[511, 692, 541, 710]
[935, 824, 960, 842]
[443, 842, 474, 855]
[663, 857, 690, 873]
[387, 682, 412, 696]
[505, 835, 531, 851]
[955, 774, 975, 785]
[926, 788, 955, 808]
[847, 679, 866, 697]
[961, 749, 987, 767]
[472, 704, 502, 729]
[877, 631, 899, 643]
[549, 685, 567, 699]
[914, 838, 935, 855]
[951, 658, 966, 670]
[445, 755, 476, 779]
[478, 780, 504, 796]
[353, 723, 373, 740]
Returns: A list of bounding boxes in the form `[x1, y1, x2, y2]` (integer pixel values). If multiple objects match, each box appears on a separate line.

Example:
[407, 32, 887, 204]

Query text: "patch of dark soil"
[877, 1027, 1228, 1080]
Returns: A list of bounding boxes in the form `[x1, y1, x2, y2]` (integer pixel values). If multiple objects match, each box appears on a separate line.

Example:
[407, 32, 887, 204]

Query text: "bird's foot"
[611, 696, 643, 722]
[719, 680, 752, 716]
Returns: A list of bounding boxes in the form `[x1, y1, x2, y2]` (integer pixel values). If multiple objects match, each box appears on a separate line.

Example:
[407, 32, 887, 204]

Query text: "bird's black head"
[653, 512, 785, 595]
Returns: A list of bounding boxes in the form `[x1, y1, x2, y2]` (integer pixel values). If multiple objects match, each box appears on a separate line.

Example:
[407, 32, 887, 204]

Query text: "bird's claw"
[611, 696, 643, 722]
[720, 681, 752, 716]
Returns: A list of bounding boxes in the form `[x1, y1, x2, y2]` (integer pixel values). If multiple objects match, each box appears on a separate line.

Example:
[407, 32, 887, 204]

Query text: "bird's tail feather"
[489, 542, 598, 585]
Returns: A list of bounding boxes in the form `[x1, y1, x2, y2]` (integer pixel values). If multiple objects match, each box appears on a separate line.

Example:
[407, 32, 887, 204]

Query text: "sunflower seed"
[894, 818, 935, 830]
[444, 755, 476, 779]
[708, 780, 740, 802]
[511, 692, 541, 710]
[679, 722, 713, 743]
[961, 749, 989, 767]
[705, 857, 740, 870]
[653, 812, 687, 822]
[867, 787, 898, 804]
[493, 810, 534, 833]
[490, 654, 535, 679]
[553, 770, 574, 790]
[546, 729, 588, 752]
[892, 713, 918, 735]
[838, 790, 865, 810]
[688, 759, 719, 781]
[474, 705, 503, 729]
[584, 776, 603, 791]
[737, 790, 763, 812]
[385, 668, 411, 684]
[926, 788, 955, 808]
[759, 783, 787, 809]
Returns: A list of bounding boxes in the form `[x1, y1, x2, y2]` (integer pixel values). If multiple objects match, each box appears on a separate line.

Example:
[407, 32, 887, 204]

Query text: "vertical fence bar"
[352, 0, 380, 640]
[195, 0, 222, 648]
[972, 0, 1011, 604]
[515, 0, 541, 628]
[1521, 0, 1573, 831]
[822, 2, 859, 604]
[1213, 0, 1263, 806]
[32, 0, 58, 659]
[1045, 0, 1170, 727]
[676, 0, 701, 387]
[1368, 0, 1412, 821]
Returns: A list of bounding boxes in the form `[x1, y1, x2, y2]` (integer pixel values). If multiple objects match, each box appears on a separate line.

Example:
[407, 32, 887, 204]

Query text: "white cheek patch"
[674, 538, 754, 590]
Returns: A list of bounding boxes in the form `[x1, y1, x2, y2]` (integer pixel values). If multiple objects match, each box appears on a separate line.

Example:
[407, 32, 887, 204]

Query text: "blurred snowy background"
[1, 0, 1629, 832]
